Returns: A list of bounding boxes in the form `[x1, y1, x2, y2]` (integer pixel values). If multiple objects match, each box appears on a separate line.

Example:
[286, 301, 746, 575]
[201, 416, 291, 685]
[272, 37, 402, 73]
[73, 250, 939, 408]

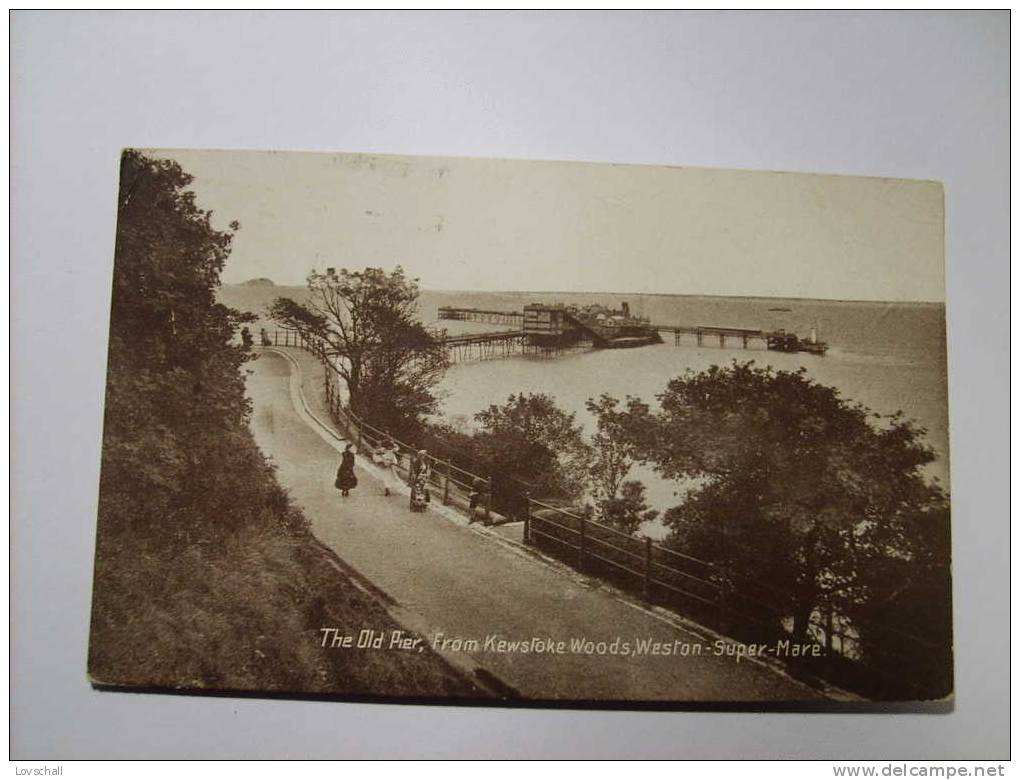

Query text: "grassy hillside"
[90, 471, 477, 697]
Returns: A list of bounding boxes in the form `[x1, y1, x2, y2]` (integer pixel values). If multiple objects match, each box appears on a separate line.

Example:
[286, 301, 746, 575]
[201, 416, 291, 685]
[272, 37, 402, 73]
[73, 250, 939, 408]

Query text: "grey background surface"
[10, 11, 1009, 759]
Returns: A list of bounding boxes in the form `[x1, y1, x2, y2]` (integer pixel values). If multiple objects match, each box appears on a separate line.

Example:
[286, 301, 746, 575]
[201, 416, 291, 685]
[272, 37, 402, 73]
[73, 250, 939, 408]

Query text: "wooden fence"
[525, 498, 947, 699]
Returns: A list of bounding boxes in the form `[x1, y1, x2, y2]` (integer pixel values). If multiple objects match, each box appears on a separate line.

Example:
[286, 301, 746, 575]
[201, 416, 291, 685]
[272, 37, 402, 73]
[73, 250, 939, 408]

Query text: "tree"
[585, 393, 657, 533]
[625, 361, 950, 688]
[846, 501, 952, 698]
[270, 267, 448, 439]
[101, 150, 263, 539]
[598, 480, 659, 536]
[473, 393, 592, 503]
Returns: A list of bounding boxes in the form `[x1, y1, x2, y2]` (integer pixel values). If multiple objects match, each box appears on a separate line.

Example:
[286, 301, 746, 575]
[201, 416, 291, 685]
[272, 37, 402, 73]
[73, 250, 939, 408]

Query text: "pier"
[655, 324, 768, 349]
[433, 328, 588, 363]
[436, 329, 527, 362]
[437, 304, 827, 356]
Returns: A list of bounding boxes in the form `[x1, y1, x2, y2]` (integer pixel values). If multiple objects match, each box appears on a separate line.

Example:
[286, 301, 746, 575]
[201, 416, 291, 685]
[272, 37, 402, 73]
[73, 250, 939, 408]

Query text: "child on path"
[374, 438, 401, 496]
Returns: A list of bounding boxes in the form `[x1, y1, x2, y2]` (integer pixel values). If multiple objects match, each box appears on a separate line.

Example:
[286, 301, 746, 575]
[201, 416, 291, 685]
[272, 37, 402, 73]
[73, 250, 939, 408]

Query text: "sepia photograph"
[88, 147, 952, 707]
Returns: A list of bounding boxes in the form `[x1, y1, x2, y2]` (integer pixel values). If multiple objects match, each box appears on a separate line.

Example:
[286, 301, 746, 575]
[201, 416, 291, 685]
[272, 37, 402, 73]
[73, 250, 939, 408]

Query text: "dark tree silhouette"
[623, 361, 951, 697]
[473, 393, 592, 503]
[270, 266, 447, 439]
[586, 394, 657, 534]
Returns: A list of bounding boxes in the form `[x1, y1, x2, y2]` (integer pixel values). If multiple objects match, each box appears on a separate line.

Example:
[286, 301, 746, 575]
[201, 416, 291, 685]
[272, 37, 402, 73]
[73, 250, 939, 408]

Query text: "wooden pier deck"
[439, 329, 524, 345]
[434, 328, 528, 362]
[437, 306, 524, 326]
[653, 323, 769, 348]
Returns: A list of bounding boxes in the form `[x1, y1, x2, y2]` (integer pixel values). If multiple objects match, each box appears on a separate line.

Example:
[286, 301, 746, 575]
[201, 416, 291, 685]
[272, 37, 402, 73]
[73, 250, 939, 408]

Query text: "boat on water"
[797, 340, 828, 355]
[766, 327, 828, 355]
[768, 307, 793, 312]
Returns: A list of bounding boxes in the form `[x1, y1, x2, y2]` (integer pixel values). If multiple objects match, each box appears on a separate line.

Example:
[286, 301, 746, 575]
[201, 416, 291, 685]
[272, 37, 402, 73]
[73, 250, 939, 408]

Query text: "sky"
[149, 148, 945, 302]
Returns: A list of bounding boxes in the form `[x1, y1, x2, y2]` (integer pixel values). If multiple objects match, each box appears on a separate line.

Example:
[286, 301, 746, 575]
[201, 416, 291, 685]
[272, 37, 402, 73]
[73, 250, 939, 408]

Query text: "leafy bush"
[624, 360, 952, 698]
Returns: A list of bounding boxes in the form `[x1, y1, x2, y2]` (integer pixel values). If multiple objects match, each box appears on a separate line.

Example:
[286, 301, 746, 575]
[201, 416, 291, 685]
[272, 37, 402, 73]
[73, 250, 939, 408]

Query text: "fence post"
[523, 492, 531, 544]
[442, 461, 451, 506]
[484, 476, 492, 524]
[825, 606, 835, 674]
[356, 420, 363, 450]
[578, 516, 586, 571]
[643, 536, 652, 601]
[717, 562, 731, 633]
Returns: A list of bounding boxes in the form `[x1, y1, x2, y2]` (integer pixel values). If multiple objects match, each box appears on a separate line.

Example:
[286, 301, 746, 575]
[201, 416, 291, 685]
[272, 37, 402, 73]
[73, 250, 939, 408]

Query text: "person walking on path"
[468, 476, 488, 525]
[409, 449, 431, 512]
[374, 438, 401, 496]
[335, 443, 358, 498]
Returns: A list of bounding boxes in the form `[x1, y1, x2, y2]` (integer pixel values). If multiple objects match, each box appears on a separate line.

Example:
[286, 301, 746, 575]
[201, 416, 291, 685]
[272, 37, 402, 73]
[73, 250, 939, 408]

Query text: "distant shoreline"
[222, 282, 944, 308]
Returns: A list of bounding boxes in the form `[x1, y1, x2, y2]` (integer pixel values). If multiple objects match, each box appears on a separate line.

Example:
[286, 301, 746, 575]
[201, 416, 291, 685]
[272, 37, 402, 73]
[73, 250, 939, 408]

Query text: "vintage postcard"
[88, 148, 951, 706]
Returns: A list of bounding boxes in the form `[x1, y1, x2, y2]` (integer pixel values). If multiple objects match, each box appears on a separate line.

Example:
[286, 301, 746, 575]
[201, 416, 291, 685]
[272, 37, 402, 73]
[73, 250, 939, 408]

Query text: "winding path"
[246, 348, 827, 703]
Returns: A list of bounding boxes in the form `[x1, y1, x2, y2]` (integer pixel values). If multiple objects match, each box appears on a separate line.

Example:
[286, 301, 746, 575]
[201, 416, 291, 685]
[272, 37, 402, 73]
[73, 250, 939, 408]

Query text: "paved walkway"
[247, 348, 826, 703]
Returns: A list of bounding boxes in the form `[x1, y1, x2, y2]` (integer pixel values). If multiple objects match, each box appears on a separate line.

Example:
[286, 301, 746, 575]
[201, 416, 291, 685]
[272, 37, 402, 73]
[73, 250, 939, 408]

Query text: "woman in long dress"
[335, 443, 358, 497]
